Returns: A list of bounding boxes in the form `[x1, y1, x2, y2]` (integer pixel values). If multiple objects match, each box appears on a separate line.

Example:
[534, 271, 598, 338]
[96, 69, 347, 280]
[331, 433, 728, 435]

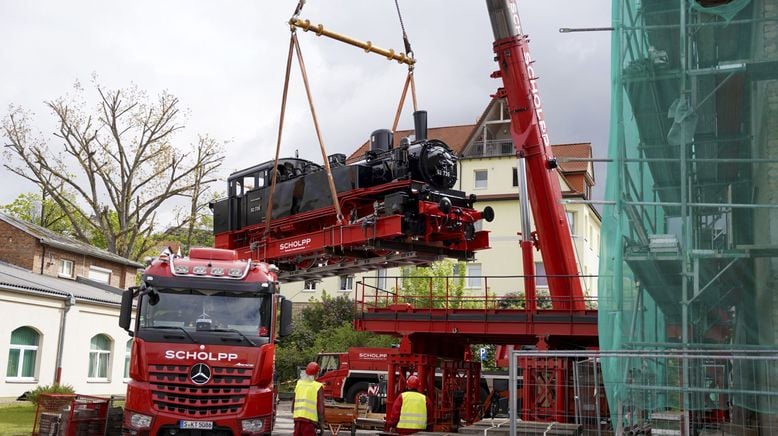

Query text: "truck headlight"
[129, 412, 153, 429]
[241, 417, 265, 432]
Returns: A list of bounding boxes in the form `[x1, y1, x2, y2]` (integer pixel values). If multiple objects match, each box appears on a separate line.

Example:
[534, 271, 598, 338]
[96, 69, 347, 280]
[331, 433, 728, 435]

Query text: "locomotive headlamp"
[192, 266, 207, 275]
[228, 268, 243, 277]
[439, 197, 452, 214]
[483, 206, 495, 222]
[210, 267, 224, 276]
[174, 265, 189, 274]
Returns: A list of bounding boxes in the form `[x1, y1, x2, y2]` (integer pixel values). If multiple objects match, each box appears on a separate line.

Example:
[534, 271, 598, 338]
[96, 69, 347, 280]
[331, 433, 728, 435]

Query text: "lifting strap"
[265, 7, 344, 235]
[263, 33, 296, 236]
[293, 32, 344, 224]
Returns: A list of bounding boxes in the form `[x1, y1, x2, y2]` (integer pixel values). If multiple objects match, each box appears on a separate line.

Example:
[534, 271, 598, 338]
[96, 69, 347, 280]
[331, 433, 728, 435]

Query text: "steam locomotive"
[211, 111, 494, 277]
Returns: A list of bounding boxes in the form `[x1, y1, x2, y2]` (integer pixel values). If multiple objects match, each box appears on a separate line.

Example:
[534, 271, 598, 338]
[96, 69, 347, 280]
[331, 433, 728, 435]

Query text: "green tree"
[275, 293, 394, 384]
[1, 192, 82, 237]
[400, 259, 466, 308]
[299, 291, 354, 331]
[2, 79, 225, 260]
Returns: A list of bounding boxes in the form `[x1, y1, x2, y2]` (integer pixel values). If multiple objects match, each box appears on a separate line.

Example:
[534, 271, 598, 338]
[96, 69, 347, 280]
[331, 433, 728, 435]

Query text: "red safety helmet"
[305, 361, 320, 376]
[406, 375, 420, 390]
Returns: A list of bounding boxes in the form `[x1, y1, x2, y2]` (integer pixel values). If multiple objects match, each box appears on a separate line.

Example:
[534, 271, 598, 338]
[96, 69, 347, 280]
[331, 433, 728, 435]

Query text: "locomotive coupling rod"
[290, 17, 416, 66]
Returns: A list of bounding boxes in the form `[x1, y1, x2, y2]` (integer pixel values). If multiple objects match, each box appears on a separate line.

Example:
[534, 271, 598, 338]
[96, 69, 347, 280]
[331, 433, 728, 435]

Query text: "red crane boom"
[487, 0, 585, 311]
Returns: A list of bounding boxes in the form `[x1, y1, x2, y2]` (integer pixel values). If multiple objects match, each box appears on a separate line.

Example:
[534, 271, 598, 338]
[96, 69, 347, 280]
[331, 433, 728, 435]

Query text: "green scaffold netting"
[599, 0, 778, 430]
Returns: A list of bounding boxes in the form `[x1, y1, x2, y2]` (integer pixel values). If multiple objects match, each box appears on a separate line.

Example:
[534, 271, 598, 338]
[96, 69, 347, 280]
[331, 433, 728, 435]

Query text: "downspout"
[54, 293, 75, 384]
[40, 242, 46, 274]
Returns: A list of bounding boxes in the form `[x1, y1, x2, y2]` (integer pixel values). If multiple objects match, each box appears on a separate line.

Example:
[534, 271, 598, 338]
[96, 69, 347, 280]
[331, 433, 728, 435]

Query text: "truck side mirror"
[279, 298, 293, 337]
[119, 288, 135, 333]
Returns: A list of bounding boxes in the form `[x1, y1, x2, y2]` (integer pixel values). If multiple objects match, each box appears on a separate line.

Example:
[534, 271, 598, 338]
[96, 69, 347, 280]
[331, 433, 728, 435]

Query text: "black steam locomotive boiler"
[211, 111, 493, 273]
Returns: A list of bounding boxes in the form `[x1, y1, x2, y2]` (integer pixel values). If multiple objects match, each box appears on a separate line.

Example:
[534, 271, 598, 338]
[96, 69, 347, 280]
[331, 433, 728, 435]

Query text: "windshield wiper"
[209, 329, 257, 346]
[146, 326, 198, 343]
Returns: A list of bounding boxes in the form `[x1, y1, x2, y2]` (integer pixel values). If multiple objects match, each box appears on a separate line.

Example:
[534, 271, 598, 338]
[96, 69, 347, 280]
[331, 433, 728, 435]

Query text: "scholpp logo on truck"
[359, 353, 388, 360]
[279, 238, 312, 253]
[165, 350, 239, 361]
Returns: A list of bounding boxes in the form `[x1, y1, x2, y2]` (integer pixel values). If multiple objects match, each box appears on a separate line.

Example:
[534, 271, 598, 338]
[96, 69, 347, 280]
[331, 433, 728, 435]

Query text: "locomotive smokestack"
[414, 110, 428, 141]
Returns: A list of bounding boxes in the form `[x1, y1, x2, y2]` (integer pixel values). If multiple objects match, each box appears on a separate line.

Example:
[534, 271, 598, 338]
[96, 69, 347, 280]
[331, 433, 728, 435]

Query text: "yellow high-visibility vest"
[398, 391, 427, 430]
[293, 379, 323, 421]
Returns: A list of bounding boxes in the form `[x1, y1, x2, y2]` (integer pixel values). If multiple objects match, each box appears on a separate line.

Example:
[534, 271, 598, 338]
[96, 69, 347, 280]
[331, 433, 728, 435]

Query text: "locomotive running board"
[276, 251, 440, 283]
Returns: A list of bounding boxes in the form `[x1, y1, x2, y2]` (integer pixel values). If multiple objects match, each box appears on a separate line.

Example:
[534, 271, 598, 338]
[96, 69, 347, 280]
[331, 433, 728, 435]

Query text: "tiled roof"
[0, 212, 144, 268]
[347, 125, 476, 163]
[0, 260, 123, 305]
[553, 143, 592, 175]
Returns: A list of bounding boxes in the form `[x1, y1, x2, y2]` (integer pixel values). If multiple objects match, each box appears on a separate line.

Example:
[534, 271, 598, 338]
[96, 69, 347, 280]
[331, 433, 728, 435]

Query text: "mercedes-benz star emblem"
[190, 363, 212, 385]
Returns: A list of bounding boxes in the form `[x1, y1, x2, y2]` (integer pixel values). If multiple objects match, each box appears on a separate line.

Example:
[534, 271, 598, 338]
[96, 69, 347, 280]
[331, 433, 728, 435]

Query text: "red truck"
[119, 247, 293, 436]
[315, 347, 398, 405]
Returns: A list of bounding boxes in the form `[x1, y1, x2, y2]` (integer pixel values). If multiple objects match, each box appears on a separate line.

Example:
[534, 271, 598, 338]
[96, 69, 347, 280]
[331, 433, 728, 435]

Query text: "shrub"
[27, 384, 75, 406]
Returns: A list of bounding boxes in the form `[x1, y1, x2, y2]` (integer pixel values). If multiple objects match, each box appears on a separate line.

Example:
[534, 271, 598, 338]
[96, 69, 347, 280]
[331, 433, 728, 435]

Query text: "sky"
[0, 0, 611, 211]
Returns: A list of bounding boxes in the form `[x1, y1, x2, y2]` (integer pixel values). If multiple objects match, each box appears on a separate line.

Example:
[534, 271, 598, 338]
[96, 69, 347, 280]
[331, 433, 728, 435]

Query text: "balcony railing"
[467, 139, 515, 158]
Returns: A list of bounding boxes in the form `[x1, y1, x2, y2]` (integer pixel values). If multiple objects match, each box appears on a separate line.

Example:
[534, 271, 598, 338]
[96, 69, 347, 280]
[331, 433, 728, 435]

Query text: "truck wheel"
[346, 382, 370, 405]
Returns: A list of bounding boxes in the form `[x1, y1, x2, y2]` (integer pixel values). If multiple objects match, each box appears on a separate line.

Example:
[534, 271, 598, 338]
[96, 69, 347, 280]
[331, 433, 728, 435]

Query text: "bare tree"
[2, 82, 225, 260]
[181, 135, 223, 254]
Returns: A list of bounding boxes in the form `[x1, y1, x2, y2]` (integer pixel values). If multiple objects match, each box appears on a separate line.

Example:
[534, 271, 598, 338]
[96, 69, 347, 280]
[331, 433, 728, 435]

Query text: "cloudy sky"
[0, 0, 611, 209]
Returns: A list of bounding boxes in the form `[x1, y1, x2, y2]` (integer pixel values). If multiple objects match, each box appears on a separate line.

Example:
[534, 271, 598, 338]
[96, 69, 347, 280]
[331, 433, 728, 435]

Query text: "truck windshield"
[139, 288, 273, 338]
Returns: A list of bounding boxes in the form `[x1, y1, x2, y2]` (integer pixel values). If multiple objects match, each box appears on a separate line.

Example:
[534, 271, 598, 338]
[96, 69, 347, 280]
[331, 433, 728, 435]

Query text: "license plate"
[180, 420, 214, 430]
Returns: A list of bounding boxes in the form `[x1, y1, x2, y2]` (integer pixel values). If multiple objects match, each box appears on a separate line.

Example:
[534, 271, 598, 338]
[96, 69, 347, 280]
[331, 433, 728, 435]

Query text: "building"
[0, 212, 143, 289]
[457, 98, 600, 300]
[0, 261, 131, 399]
[281, 98, 601, 304]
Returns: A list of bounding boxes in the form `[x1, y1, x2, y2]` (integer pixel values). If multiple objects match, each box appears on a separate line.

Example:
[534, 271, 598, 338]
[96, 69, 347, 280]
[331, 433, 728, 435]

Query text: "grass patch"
[0, 402, 36, 436]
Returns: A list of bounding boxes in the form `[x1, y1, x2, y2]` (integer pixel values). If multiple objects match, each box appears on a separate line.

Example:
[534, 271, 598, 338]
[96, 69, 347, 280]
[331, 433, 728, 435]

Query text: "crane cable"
[391, 0, 418, 133]
[265, 0, 344, 238]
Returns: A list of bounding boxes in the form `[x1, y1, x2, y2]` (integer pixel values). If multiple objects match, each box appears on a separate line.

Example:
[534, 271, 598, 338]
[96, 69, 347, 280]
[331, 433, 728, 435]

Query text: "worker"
[386, 375, 433, 434]
[292, 361, 325, 436]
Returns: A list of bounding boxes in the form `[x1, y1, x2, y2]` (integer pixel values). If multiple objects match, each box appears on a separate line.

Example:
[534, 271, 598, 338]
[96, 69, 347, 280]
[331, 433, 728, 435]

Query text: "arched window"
[6, 327, 39, 380]
[88, 334, 112, 380]
[123, 339, 132, 379]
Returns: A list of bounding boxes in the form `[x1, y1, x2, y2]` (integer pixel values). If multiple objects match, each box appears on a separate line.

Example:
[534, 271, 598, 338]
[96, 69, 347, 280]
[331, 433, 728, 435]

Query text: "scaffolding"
[600, 0, 778, 433]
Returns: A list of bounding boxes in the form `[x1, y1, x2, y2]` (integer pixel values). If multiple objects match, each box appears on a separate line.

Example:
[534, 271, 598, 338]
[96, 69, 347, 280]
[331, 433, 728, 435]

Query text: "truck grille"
[149, 364, 251, 417]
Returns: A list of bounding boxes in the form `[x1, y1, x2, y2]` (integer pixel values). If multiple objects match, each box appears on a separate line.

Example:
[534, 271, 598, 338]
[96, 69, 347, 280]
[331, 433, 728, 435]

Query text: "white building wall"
[0, 290, 131, 399]
[0, 292, 62, 398]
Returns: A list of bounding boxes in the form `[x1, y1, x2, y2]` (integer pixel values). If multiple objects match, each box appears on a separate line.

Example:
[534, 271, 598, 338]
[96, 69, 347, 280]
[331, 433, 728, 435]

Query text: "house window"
[59, 259, 74, 278]
[512, 168, 519, 187]
[304, 280, 317, 291]
[466, 264, 482, 289]
[501, 141, 514, 155]
[6, 327, 39, 380]
[377, 269, 387, 291]
[474, 170, 488, 189]
[566, 211, 575, 235]
[89, 266, 112, 284]
[339, 275, 354, 292]
[88, 334, 112, 380]
[124, 339, 132, 380]
[534, 263, 548, 287]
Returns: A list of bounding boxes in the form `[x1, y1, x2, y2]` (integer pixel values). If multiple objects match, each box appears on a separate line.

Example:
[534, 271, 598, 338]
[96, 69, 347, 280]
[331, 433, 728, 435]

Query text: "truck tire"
[346, 382, 370, 405]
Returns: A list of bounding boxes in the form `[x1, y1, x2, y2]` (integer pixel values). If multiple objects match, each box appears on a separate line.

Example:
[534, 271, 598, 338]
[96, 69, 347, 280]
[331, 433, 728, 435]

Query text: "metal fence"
[507, 349, 778, 436]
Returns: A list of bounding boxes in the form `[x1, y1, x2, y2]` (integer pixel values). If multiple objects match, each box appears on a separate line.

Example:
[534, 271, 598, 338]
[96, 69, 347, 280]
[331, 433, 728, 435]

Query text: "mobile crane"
[353, 0, 597, 429]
